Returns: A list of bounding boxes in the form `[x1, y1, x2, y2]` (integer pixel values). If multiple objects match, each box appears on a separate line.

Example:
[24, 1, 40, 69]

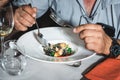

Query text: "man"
[13, 0, 120, 58]
[12, 0, 120, 80]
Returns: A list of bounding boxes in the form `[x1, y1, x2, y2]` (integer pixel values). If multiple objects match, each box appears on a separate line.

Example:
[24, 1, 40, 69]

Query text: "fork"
[35, 21, 48, 47]
[27, 4, 48, 47]
[49, 9, 73, 29]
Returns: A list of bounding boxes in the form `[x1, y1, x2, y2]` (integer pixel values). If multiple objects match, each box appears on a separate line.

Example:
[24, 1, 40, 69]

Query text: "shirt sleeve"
[13, 0, 52, 18]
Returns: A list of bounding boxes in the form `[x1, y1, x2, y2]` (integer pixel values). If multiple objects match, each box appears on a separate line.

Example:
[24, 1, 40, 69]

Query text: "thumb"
[33, 7, 37, 12]
[73, 27, 81, 33]
[31, 7, 37, 17]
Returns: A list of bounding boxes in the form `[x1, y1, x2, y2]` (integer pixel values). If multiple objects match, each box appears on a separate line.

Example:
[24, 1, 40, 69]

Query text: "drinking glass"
[1, 40, 26, 76]
[0, 3, 14, 57]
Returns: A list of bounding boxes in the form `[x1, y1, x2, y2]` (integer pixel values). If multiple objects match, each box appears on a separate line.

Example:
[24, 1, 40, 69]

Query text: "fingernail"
[32, 13, 36, 17]
[30, 24, 33, 27]
[73, 28, 77, 32]
[33, 21, 35, 24]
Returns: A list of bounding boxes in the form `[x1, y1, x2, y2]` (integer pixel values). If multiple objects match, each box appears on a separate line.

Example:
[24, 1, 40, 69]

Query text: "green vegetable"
[67, 48, 72, 54]
[50, 51, 55, 56]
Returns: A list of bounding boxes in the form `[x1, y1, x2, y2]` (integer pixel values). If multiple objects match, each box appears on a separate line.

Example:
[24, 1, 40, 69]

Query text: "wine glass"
[1, 40, 26, 76]
[0, 3, 14, 57]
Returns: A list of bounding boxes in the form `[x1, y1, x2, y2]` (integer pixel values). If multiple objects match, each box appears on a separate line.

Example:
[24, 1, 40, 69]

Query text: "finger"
[85, 41, 103, 54]
[85, 43, 102, 53]
[14, 8, 33, 31]
[14, 20, 28, 31]
[84, 36, 96, 44]
[0, 0, 9, 7]
[85, 43, 95, 51]
[73, 24, 102, 33]
[33, 7, 37, 14]
[80, 29, 100, 39]
[22, 5, 37, 17]
[14, 10, 28, 31]
[18, 6, 36, 24]
[16, 11, 33, 27]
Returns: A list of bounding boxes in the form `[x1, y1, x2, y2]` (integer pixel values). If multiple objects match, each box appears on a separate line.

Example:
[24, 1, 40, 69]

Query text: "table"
[0, 54, 104, 80]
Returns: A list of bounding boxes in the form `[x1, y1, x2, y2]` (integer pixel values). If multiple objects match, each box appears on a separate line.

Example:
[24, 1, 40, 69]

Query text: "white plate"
[17, 27, 95, 64]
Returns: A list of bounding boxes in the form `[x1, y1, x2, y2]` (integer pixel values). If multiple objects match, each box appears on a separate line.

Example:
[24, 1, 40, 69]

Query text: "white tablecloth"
[0, 54, 103, 80]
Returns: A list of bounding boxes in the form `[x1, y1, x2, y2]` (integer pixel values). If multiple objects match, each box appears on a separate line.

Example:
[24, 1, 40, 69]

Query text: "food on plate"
[43, 42, 75, 57]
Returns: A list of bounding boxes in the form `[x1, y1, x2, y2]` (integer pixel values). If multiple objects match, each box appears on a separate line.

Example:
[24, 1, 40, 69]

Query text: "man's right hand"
[0, 0, 9, 8]
[14, 5, 37, 31]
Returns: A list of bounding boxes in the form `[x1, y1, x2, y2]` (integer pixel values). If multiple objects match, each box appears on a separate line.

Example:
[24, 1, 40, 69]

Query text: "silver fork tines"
[49, 12, 73, 28]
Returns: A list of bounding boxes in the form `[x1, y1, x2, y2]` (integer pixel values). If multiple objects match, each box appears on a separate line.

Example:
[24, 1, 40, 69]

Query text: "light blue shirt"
[10, 0, 120, 80]
[13, 0, 120, 38]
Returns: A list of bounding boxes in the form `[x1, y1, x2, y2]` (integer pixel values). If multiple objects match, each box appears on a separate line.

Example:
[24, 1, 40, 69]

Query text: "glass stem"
[0, 36, 4, 58]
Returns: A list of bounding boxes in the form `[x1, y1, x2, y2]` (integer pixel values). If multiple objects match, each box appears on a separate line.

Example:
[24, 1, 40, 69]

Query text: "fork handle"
[63, 24, 74, 29]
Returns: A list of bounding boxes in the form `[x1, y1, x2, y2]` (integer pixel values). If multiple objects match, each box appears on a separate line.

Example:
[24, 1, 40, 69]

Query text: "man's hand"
[73, 24, 112, 55]
[14, 5, 37, 31]
[0, 0, 9, 8]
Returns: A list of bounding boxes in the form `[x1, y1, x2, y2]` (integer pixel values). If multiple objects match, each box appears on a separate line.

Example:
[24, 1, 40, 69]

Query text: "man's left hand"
[73, 24, 112, 55]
